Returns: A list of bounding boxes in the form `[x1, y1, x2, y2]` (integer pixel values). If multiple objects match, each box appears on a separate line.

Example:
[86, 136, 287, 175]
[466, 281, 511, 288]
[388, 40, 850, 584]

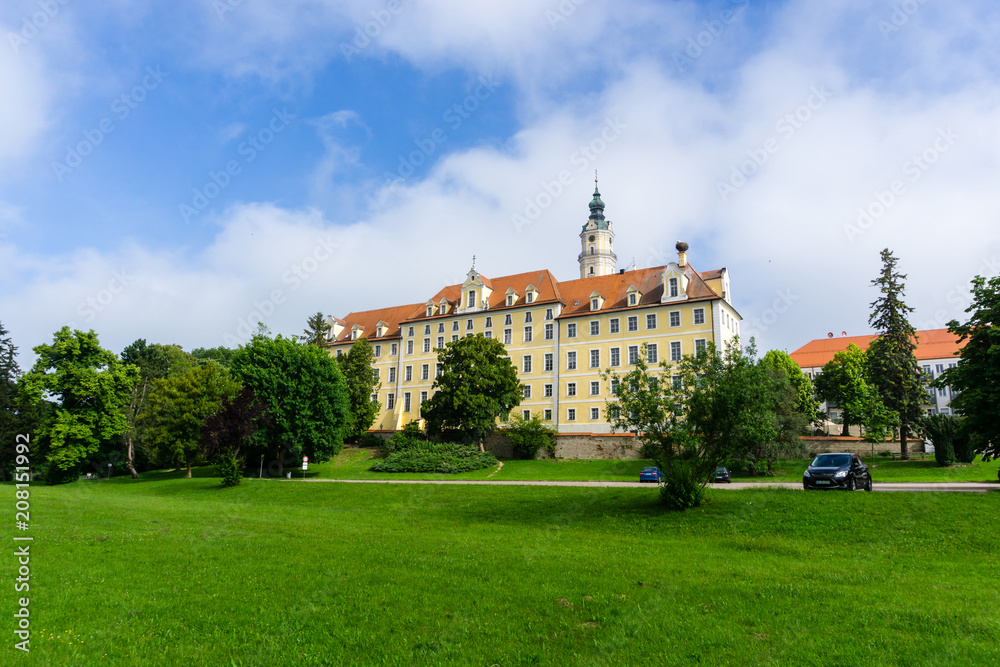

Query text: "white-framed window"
[424, 324, 431, 335]
[544, 383, 553, 398]
[524, 326, 533, 342]
[423, 338, 431, 353]
[648, 314, 658, 329]
[590, 320, 599, 336]
[523, 355, 532, 373]
[567, 383, 577, 397]
[427, 305, 433, 317]
[523, 385, 532, 399]
[524, 311, 533, 323]
[610, 347, 620, 367]
[670, 341, 682, 361]
[390, 343, 397, 356]
[567, 351, 577, 370]
[590, 349, 600, 368]
[467, 290, 476, 309]
[405, 365, 413, 382]
[627, 316, 638, 332]
[420, 390, 428, 415]
[544, 353, 553, 372]
[451, 335, 459, 342]
[526, 292, 534, 304]
[466, 319, 473, 330]
[628, 345, 639, 365]
[544, 409, 552, 421]
[567, 408, 576, 421]
[590, 407, 600, 420]
[591, 298, 599, 310]
[374, 344, 381, 357]
[503, 329, 512, 345]
[421, 364, 429, 381]
[436, 363, 443, 377]
[590, 381, 600, 396]
[506, 294, 514, 306]
[389, 367, 396, 383]
[669, 277, 679, 298]
[407, 326, 414, 337]
[485, 316, 492, 329]
[609, 318, 620, 334]
[567, 323, 577, 338]
[404, 392, 411, 412]
[452, 320, 459, 332]
[694, 339, 707, 357]
[545, 308, 553, 320]
[672, 375, 682, 389]
[406, 340, 414, 355]
[668, 311, 679, 328]
[522, 409, 531, 420]
[628, 293, 637, 306]
[544, 323, 554, 340]
[647, 343, 658, 364]
[437, 336, 444, 349]
[484, 330, 492, 339]
[372, 392, 378, 404]
[372, 368, 379, 381]
[504, 314, 512, 326]
[435, 322, 443, 334]
[693, 308, 705, 325]
[336, 349, 343, 357]
[610, 378, 620, 395]
[386, 393, 395, 410]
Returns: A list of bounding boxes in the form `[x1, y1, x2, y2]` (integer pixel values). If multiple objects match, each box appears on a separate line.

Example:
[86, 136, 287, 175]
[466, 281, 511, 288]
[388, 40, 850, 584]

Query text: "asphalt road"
[294, 478, 998, 493]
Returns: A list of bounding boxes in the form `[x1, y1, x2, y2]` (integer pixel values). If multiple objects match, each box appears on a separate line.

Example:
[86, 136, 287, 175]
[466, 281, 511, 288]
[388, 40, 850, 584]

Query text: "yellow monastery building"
[324, 184, 742, 434]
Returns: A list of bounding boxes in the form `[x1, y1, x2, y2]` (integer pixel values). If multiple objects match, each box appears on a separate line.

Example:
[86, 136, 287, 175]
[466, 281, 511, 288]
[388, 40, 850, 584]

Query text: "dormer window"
[669, 277, 679, 298]
[439, 300, 449, 315]
[589, 291, 604, 311]
[591, 298, 599, 310]
[626, 285, 642, 307]
[629, 293, 637, 306]
[426, 305, 433, 317]
[526, 292, 534, 304]
[506, 295, 514, 306]
[467, 290, 476, 309]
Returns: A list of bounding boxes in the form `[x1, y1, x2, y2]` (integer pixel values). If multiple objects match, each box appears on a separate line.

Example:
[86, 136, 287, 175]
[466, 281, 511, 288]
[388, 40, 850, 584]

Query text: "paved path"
[291, 478, 997, 493]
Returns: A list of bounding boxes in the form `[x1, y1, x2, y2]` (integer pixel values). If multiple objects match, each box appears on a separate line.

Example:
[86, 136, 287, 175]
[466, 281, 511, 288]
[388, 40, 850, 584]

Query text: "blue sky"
[2, 0, 999, 366]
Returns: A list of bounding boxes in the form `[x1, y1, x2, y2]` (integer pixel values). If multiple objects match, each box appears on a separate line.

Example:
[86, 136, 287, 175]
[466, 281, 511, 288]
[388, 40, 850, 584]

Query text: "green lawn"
[299, 448, 1000, 484]
[4, 476, 1000, 665]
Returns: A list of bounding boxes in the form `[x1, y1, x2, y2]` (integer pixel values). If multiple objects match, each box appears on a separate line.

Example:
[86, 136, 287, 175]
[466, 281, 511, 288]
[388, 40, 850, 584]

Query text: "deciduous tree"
[202, 387, 268, 486]
[422, 335, 521, 450]
[868, 248, 925, 459]
[120, 339, 170, 478]
[19, 327, 136, 483]
[935, 275, 1000, 459]
[336, 336, 381, 439]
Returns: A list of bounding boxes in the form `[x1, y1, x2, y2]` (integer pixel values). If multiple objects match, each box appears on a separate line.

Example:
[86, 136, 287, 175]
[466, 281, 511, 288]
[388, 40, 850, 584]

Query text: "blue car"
[639, 467, 663, 483]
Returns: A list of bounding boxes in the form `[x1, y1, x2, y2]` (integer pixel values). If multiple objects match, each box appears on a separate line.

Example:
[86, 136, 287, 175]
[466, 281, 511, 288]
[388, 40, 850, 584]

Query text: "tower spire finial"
[472, 254, 476, 269]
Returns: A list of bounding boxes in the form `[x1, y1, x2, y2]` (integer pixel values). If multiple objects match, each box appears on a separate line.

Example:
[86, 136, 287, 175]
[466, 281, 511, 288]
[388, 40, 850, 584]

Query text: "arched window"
[589, 267, 594, 275]
[590, 246, 595, 255]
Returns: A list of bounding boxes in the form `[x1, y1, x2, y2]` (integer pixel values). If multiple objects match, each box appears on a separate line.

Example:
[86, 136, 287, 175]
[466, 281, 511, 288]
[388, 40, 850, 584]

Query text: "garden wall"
[799, 436, 925, 456]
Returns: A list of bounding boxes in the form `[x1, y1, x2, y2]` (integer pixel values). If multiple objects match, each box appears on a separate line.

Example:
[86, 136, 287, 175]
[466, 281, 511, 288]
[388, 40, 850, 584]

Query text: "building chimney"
[676, 241, 689, 267]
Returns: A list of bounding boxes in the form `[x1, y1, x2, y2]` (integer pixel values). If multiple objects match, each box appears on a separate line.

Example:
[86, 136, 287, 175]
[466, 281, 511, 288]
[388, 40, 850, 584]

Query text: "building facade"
[325, 185, 742, 434]
[789, 329, 963, 417]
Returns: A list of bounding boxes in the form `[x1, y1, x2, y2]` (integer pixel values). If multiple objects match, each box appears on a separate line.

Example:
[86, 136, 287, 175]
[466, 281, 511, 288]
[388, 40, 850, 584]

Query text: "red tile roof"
[789, 329, 962, 369]
[327, 303, 424, 345]
[557, 263, 722, 318]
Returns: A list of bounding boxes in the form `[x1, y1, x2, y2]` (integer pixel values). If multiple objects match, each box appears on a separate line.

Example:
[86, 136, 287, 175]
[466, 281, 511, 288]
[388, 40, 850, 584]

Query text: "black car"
[803, 453, 872, 491]
[710, 466, 732, 483]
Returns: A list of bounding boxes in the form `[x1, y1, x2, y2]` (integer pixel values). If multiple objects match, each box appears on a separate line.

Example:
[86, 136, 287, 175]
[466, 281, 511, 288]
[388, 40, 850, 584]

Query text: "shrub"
[952, 428, 976, 464]
[370, 442, 497, 474]
[921, 414, 960, 467]
[215, 454, 245, 487]
[356, 433, 386, 448]
[659, 461, 705, 511]
[878, 449, 892, 458]
[503, 413, 556, 459]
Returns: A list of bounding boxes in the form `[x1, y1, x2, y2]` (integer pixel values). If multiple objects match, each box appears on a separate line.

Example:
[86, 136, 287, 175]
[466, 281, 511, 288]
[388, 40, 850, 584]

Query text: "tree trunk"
[899, 422, 910, 460]
[125, 435, 140, 479]
[185, 461, 192, 478]
[841, 421, 850, 437]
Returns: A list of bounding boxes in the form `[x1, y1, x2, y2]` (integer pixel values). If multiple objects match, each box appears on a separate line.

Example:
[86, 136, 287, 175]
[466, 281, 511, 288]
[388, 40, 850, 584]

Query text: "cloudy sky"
[2, 0, 999, 367]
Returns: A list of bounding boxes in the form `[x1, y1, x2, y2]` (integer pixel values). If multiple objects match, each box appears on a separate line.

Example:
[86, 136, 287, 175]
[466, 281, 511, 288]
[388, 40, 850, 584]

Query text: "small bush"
[215, 454, 245, 487]
[356, 433, 387, 448]
[370, 442, 497, 474]
[503, 413, 556, 459]
[659, 461, 705, 511]
[952, 428, 976, 464]
[878, 449, 892, 458]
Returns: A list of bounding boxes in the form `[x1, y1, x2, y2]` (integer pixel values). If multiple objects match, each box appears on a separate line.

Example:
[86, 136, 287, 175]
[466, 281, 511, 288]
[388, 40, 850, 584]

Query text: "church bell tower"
[578, 177, 617, 278]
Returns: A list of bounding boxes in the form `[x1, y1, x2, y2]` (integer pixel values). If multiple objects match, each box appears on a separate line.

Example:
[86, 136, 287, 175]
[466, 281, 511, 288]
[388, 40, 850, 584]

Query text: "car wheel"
[865, 477, 873, 492]
[847, 477, 856, 491]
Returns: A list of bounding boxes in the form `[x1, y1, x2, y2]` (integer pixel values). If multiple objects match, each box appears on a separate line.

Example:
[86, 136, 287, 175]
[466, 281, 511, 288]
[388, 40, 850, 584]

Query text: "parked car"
[802, 453, 872, 491]
[711, 466, 732, 483]
[639, 467, 663, 483]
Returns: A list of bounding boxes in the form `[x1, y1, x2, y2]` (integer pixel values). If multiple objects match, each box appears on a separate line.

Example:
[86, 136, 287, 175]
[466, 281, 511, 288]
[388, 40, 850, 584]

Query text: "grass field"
[298, 448, 1000, 484]
[4, 475, 1000, 665]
